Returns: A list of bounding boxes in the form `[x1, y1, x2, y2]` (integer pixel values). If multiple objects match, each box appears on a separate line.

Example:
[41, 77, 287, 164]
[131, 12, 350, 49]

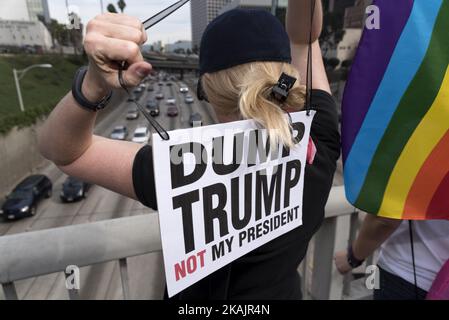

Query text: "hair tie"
[271, 73, 297, 103]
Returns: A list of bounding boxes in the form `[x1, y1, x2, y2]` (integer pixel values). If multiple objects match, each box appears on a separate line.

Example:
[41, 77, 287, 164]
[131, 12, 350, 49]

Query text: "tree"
[320, 11, 346, 57]
[45, 18, 71, 53]
[117, 0, 126, 13]
[107, 3, 118, 13]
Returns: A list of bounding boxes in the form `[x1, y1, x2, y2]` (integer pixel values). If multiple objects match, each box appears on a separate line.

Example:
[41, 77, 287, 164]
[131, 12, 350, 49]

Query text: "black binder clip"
[271, 73, 297, 103]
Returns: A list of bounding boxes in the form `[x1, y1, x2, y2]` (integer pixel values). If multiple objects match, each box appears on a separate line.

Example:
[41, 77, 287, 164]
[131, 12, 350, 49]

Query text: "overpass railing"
[0, 186, 371, 300]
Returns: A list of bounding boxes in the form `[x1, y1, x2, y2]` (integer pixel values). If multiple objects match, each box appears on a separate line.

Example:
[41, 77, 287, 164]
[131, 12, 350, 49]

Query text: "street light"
[13, 64, 53, 112]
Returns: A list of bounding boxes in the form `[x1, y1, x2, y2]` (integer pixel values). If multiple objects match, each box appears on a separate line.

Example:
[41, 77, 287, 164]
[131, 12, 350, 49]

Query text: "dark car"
[147, 85, 154, 92]
[166, 82, 173, 87]
[167, 106, 179, 117]
[0, 175, 52, 220]
[190, 113, 203, 127]
[146, 100, 160, 117]
[60, 177, 91, 203]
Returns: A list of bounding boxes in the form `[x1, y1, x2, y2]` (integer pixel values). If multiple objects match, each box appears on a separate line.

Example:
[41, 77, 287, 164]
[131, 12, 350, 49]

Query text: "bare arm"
[286, 0, 330, 93]
[334, 214, 402, 274]
[38, 13, 153, 200]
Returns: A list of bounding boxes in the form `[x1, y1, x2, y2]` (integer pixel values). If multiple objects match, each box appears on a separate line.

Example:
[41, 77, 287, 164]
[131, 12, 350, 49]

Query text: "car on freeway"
[185, 95, 194, 104]
[190, 113, 203, 127]
[133, 87, 144, 98]
[166, 97, 176, 105]
[0, 175, 52, 220]
[180, 86, 189, 94]
[146, 100, 160, 117]
[158, 82, 164, 87]
[147, 85, 154, 92]
[155, 92, 164, 100]
[110, 125, 128, 140]
[60, 177, 91, 203]
[166, 82, 173, 87]
[126, 108, 140, 120]
[132, 127, 150, 144]
[167, 106, 179, 117]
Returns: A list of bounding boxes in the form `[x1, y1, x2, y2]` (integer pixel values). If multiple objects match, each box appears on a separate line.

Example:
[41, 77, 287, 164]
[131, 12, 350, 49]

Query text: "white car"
[132, 127, 150, 144]
[166, 97, 176, 105]
[110, 125, 128, 140]
[179, 86, 189, 93]
[185, 95, 194, 104]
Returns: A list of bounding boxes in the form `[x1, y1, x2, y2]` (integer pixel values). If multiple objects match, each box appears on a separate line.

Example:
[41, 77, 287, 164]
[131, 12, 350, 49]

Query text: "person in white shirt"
[334, 214, 449, 300]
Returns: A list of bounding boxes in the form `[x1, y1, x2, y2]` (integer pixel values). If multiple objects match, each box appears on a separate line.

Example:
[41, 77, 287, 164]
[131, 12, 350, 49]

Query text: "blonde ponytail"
[202, 61, 306, 148]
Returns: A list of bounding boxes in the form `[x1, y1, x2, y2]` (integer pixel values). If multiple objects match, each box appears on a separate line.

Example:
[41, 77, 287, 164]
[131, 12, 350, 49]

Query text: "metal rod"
[143, 0, 190, 30]
[2, 282, 19, 300]
[119, 258, 131, 300]
[13, 69, 25, 112]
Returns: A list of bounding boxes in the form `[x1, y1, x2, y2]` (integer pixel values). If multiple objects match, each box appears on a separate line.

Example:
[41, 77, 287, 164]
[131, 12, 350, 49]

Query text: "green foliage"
[0, 104, 55, 135]
[0, 54, 87, 135]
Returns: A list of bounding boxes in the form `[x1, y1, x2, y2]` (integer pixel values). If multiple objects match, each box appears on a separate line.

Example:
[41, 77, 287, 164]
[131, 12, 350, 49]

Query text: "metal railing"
[0, 186, 370, 300]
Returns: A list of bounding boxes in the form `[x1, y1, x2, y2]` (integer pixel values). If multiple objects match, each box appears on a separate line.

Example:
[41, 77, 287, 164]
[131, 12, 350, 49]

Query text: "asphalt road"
[0, 74, 342, 300]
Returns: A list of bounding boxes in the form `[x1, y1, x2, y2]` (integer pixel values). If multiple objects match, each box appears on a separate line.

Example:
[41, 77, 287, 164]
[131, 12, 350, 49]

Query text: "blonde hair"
[202, 61, 306, 148]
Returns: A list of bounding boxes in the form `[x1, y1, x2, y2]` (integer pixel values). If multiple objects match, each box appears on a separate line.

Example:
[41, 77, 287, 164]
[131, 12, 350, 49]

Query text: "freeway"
[0, 73, 215, 300]
[0, 73, 342, 300]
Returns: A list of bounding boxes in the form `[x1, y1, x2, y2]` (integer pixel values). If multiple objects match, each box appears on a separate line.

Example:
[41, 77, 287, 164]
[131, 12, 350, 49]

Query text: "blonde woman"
[38, 1, 340, 300]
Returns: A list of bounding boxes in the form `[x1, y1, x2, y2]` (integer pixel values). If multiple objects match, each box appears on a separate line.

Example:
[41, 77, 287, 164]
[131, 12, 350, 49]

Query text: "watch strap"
[72, 66, 112, 112]
[347, 245, 365, 268]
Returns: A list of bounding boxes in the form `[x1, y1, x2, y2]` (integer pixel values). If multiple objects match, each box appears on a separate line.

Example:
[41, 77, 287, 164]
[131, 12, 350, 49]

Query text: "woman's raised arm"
[38, 13, 153, 199]
[286, 0, 330, 93]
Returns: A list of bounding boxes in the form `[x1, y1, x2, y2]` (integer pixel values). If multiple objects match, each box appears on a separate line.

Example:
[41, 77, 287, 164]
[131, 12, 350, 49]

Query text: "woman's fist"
[82, 13, 152, 100]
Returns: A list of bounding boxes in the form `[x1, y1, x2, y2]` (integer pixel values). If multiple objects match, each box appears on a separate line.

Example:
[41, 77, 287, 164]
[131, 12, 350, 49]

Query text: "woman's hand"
[334, 250, 353, 275]
[83, 13, 153, 101]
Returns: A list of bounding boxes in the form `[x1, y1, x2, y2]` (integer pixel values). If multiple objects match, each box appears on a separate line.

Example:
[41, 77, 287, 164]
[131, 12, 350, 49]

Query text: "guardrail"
[0, 186, 370, 300]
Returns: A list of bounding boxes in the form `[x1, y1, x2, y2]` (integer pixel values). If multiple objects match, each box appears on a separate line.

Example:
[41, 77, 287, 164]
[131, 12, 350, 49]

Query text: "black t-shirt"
[133, 89, 341, 300]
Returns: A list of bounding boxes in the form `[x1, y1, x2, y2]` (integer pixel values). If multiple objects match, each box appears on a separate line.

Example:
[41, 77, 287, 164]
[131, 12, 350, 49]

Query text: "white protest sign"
[152, 111, 315, 297]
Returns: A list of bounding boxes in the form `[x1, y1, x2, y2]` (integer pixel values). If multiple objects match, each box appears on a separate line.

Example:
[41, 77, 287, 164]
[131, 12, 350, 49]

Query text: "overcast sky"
[47, 0, 192, 44]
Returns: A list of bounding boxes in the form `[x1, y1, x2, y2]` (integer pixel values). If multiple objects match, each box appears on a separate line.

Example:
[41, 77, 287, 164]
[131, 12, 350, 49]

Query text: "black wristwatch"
[72, 66, 112, 112]
[347, 245, 365, 268]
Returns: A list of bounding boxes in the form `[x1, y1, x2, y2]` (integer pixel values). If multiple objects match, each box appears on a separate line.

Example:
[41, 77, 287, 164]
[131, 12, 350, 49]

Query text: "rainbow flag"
[342, 0, 449, 220]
